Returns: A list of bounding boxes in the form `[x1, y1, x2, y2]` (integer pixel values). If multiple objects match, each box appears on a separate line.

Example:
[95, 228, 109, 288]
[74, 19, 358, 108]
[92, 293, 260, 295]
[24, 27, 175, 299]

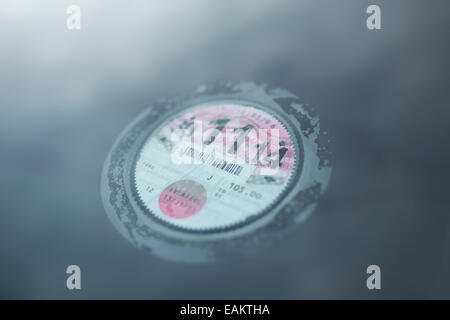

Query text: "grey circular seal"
[101, 82, 332, 263]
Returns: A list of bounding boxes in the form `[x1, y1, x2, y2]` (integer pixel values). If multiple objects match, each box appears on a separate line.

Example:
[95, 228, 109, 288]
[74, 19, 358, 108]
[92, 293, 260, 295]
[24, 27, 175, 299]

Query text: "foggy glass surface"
[0, 0, 449, 299]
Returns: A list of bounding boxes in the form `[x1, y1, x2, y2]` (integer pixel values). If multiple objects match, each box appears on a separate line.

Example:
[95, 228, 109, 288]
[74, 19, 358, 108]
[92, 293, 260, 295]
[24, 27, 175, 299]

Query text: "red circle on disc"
[158, 180, 207, 219]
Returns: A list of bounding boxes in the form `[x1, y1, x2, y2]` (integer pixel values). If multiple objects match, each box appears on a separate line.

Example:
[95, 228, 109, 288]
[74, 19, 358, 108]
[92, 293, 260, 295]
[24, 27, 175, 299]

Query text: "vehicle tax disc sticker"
[101, 82, 332, 262]
[134, 103, 297, 232]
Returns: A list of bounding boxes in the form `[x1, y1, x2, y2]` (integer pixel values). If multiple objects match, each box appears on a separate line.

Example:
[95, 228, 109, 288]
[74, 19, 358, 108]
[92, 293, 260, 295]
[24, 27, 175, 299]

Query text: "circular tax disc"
[101, 82, 332, 262]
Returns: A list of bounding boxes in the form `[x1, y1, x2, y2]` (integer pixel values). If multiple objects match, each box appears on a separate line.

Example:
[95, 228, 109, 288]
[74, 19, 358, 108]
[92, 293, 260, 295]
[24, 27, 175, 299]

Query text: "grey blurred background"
[0, 0, 449, 299]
